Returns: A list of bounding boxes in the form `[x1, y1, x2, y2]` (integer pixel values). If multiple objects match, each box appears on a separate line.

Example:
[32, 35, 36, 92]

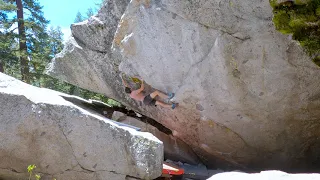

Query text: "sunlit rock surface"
[0, 73, 163, 180]
[47, 0, 320, 171]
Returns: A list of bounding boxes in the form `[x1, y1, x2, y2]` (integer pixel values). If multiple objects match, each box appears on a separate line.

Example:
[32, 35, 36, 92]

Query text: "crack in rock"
[52, 113, 136, 178]
[53, 117, 96, 174]
[73, 34, 108, 54]
[0, 167, 23, 174]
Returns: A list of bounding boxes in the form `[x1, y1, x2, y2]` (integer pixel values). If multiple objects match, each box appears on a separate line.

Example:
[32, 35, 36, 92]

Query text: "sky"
[39, 0, 100, 41]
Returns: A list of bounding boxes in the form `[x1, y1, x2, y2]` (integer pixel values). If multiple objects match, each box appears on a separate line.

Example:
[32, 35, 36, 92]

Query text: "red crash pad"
[162, 162, 184, 176]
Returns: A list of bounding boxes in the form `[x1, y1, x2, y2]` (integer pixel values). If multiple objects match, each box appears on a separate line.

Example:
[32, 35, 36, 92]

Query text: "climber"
[121, 74, 177, 109]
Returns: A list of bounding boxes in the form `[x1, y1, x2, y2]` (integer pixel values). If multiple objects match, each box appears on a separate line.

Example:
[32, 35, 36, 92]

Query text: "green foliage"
[316, 6, 320, 16]
[313, 56, 320, 66]
[86, 7, 94, 18]
[271, 0, 320, 66]
[74, 0, 104, 23]
[71, 86, 122, 107]
[107, 98, 122, 107]
[1, 0, 50, 81]
[95, 0, 104, 9]
[27, 164, 40, 180]
[35, 174, 41, 180]
[27, 164, 42, 180]
[0, 0, 16, 11]
[74, 11, 84, 23]
[0, 0, 19, 74]
[27, 164, 36, 173]
[1, 0, 122, 108]
[270, 0, 278, 8]
[41, 76, 122, 107]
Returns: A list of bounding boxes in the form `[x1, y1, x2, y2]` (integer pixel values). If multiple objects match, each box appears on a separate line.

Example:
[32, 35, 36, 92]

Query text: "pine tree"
[47, 26, 63, 56]
[16, 0, 30, 82]
[86, 7, 94, 18]
[1, 0, 120, 107]
[0, 0, 18, 74]
[74, 11, 84, 23]
[0, 0, 49, 82]
[41, 26, 66, 89]
[95, 0, 104, 11]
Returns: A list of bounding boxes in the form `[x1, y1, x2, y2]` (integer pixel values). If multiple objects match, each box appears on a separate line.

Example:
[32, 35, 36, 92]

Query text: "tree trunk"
[16, 0, 30, 83]
[0, 62, 4, 73]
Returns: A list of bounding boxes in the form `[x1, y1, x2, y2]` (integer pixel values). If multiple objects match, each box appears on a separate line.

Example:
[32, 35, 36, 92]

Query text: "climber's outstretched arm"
[121, 74, 129, 87]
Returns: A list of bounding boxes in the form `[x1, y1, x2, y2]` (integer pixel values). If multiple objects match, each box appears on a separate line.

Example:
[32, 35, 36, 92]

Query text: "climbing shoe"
[172, 103, 178, 109]
[168, 93, 175, 99]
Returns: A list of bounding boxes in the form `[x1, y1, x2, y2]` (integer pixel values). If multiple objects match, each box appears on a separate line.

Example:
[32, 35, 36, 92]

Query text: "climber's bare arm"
[121, 75, 128, 87]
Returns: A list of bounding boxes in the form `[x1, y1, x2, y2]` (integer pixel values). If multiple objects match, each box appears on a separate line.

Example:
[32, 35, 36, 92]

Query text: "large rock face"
[112, 111, 200, 165]
[47, 0, 320, 171]
[47, 0, 132, 107]
[0, 73, 163, 180]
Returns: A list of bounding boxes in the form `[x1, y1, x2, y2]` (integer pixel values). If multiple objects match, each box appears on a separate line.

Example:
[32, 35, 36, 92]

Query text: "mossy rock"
[270, 0, 320, 67]
[313, 56, 320, 66]
[271, 0, 311, 7]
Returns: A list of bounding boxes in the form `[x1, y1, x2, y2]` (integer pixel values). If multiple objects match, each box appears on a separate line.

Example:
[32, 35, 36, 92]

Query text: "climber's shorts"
[143, 94, 156, 106]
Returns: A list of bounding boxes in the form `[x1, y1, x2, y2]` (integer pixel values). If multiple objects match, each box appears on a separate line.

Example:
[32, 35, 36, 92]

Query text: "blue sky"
[39, 0, 100, 40]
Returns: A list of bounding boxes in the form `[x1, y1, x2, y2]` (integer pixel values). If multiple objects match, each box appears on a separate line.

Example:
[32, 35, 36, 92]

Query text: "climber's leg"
[150, 90, 169, 99]
[155, 101, 178, 109]
[155, 101, 171, 108]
